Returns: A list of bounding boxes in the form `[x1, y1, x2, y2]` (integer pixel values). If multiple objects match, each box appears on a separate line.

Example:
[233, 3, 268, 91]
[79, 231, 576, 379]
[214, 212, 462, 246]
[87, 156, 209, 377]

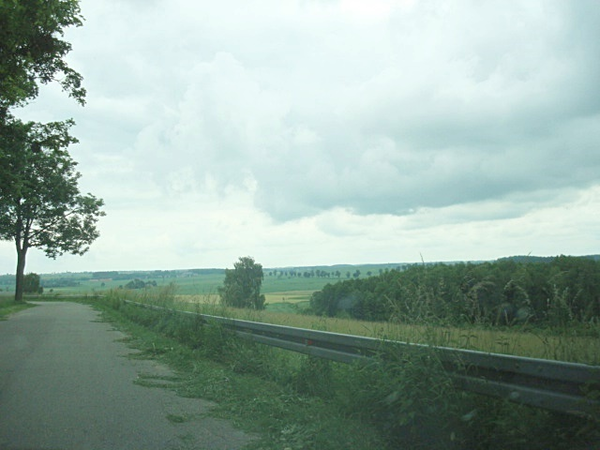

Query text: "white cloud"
[2, 0, 599, 274]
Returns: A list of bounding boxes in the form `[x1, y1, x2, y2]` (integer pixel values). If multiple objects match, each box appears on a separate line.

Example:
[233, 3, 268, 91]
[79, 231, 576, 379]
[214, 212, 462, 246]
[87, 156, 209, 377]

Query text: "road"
[0, 301, 252, 450]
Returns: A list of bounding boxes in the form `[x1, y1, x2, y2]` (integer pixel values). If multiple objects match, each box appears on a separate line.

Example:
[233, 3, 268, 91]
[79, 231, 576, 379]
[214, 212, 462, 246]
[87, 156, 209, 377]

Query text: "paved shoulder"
[0, 302, 252, 450]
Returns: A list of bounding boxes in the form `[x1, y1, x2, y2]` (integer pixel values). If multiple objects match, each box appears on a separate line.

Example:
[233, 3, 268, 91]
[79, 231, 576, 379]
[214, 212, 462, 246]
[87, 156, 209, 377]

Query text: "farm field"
[2, 264, 395, 302]
[3, 259, 600, 365]
[1, 265, 382, 318]
[202, 306, 600, 365]
[113, 289, 600, 366]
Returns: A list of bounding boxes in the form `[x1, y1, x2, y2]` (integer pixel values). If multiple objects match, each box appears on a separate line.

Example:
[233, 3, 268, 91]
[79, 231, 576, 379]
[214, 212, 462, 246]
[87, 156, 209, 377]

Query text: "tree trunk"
[14, 247, 27, 302]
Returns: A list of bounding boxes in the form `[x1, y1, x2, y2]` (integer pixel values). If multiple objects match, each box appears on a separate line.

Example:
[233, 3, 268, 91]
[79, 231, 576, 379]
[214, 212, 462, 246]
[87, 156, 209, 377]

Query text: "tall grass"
[114, 285, 600, 365]
[158, 292, 600, 365]
[94, 289, 600, 449]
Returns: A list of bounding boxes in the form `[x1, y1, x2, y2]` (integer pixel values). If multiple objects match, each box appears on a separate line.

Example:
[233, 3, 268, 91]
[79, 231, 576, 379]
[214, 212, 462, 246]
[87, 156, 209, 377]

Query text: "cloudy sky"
[2, 0, 599, 274]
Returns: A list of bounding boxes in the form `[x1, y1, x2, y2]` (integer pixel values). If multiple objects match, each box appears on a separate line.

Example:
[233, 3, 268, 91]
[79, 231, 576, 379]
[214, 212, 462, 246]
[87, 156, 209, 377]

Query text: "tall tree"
[219, 256, 266, 310]
[0, 118, 104, 301]
[0, 0, 85, 118]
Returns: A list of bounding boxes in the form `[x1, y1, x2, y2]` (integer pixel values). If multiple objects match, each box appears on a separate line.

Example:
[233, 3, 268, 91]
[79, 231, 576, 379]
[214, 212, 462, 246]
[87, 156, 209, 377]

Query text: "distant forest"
[310, 255, 600, 326]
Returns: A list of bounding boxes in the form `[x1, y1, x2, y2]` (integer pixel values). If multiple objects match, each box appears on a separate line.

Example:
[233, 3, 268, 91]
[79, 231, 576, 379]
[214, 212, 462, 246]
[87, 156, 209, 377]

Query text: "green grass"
[265, 301, 311, 314]
[86, 294, 390, 449]
[28, 291, 596, 449]
[0, 295, 35, 319]
[89, 293, 599, 449]
[51, 273, 333, 296]
[31, 265, 390, 297]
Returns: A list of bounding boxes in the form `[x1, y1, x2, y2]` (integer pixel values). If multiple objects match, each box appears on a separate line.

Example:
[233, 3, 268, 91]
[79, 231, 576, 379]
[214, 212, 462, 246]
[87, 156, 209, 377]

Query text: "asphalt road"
[0, 301, 252, 450]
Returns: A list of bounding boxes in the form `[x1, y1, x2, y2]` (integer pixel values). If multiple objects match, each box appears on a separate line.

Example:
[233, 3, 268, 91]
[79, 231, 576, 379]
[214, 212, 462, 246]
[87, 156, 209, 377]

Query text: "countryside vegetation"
[4, 255, 596, 448]
[1, 2, 599, 448]
[310, 256, 600, 328]
[63, 255, 599, 450]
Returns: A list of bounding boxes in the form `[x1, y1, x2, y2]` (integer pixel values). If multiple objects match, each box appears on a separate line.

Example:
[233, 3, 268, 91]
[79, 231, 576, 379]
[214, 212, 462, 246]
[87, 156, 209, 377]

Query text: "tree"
[23, 272, 42, 294]
[0, 0, 85, 119]
[124, 279, 156, 290]
[219, 256, 266, 309]
[0, 118, 104, 301]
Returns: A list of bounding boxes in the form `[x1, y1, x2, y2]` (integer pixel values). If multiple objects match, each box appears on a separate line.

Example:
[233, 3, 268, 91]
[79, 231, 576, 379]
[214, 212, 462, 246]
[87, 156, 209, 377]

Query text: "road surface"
[0, 301, 252, 450]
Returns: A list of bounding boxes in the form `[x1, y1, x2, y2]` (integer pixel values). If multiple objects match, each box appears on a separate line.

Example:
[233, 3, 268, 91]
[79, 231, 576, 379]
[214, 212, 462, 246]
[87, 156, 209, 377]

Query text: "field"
[106, 283, 600, 366]
[3, 262, 596, 449]
[4, 263, 600, 365]
[2, 266, 351, 317]
[0, 263, 402, 294]
[189, 301, 600, 365]
[2, 265, 379, 305]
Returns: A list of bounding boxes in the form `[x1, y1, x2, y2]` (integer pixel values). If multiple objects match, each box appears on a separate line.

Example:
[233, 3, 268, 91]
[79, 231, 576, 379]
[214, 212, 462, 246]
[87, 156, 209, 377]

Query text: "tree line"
[310, 256, 600, 327]
[268, 267, 403, 280]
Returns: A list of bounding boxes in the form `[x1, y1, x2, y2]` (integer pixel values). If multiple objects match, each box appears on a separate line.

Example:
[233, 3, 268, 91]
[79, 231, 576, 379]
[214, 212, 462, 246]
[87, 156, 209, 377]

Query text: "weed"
[293, 356, 334, 398]
[336, 346, 465, 449]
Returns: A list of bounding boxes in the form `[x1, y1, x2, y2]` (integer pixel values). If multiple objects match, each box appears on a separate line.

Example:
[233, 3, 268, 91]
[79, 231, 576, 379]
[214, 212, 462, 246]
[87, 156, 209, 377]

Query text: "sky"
[2, 0, 599, 274]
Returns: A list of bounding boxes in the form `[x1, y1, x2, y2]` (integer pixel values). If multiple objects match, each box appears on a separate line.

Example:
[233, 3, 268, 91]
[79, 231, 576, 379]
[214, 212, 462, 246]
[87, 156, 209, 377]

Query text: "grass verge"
[87, 294, 389, 449]
[75, 291, 600, 449]
[0, 296, 35, 320]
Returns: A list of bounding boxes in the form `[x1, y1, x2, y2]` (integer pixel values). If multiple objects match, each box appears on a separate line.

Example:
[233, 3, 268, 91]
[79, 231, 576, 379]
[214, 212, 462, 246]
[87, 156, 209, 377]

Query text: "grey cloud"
[110, 0, 600, 222]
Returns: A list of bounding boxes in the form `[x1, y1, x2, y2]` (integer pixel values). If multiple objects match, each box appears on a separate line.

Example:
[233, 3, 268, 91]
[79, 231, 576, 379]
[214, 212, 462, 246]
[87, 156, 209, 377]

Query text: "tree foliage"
[0, 118, 104, 301]
[219, 256, 266, 309]
[23, 272, 42, 294]
[310, 257, 600, 327]
[124, 279, 157, 290]
[0, 0, 85, 118]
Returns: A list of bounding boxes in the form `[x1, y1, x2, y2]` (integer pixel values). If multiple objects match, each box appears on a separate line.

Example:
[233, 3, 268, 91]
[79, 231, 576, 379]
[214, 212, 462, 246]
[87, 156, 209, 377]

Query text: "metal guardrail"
[124, 301, 600, 419]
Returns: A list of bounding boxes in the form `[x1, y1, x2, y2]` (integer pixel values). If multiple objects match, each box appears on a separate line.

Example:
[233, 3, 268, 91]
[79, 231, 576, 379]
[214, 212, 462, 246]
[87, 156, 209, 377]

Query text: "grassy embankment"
[83, 289, 600, 450]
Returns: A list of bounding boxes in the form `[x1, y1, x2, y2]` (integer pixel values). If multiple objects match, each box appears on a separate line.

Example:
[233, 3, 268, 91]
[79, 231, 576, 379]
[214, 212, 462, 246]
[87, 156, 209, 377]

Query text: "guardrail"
[124, 301, 600, 419]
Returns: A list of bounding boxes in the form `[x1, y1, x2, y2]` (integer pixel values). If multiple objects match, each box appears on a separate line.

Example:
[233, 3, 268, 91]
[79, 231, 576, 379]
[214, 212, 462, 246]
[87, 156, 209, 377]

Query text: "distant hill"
[497, 254, 600, 264]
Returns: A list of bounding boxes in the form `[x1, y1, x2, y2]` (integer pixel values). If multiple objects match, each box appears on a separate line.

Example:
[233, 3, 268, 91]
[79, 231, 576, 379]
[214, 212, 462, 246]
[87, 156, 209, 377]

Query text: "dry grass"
[175, 294, 220, 304]
[264, 290, 313, 304]
[168, 296, 600, 365]
[176, 290, 313, 305]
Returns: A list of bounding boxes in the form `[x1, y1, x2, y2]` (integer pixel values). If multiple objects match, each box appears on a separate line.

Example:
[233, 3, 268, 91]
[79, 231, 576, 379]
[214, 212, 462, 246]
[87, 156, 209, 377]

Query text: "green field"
[4, 260, 599, 364]
[1, 264, 401, 301]
[1, 264, 403, 319]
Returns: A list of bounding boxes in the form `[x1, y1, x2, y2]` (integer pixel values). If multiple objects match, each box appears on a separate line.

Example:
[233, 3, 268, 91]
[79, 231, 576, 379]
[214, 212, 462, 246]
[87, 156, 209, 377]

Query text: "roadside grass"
[0, 295, 35, 319]
[86, 294, 389, 450]
[80, 290, 599, 449]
